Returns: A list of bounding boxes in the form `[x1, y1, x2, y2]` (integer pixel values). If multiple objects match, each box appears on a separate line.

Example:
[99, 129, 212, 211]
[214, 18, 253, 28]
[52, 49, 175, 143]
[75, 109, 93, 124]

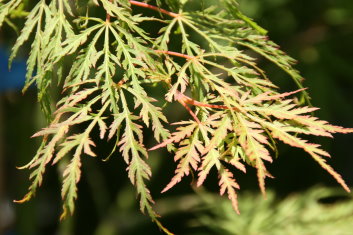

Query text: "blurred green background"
[1, 0, 353, 234]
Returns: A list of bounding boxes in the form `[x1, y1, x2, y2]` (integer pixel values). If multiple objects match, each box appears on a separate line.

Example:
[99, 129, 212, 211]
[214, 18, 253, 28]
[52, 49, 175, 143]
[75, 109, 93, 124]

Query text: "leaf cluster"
[196, 186, 353, 235]
[1, 0, 352, 233]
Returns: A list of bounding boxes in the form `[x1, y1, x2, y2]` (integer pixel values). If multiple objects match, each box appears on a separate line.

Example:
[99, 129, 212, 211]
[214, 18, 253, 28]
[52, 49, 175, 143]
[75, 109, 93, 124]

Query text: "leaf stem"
[180, 93, 240, 112]
[154, 49, 194, 60]
[106, 0, 113, 23]
[178, 97, 201, 124]
[129, 0, 179, 18]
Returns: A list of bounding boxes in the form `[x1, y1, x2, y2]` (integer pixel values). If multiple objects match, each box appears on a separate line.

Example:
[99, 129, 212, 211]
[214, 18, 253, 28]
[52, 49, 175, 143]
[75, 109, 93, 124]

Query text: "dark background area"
[1, 0, 353, 234]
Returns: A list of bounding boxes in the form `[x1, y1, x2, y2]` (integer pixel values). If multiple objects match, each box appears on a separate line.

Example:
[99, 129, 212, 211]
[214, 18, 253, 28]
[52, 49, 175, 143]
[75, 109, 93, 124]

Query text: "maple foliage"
[1, 0, 352, 234]
[197, 187, 353, 235]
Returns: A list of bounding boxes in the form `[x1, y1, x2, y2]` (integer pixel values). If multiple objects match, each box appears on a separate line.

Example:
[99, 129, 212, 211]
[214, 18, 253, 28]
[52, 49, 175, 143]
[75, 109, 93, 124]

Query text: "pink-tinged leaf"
[245, 105, 315, 120]
[309, 152, 350, 193]
[108, 114, 125, 140]
[239, 90, 251, 103]
[219, 167, 240, 214]
[228, 158, 246, 173]
[296, 116, 353, 135]
[236, 115, 272, 162]
[242, 91, 271, 105]
[25, 123, 71, 196]
[126, 87, 170, 142]
[202, 115, 232, 155]
[58, 88, 98, 111]
[162, 131, 202, 193]
[244, 88, 306, 104]
[117, 110, 147, 164]
[267, 121, 331, 158]
[252, 117, 350, 191]
[53, 138, 79, 165]
[290, 106, 320, 115]
[205, 112, 225, 127]
[31, 127, 60, 138]
[127, 154, 152, 186]
[236, 114, 273, 193]
[165, 68, 189, 102]
[197, 149, 221, 187]
[61, 153, 82, 219]
[262, 88, 307, 101]
[244, 98, 353, 139]
[324, 124, 353, 134]
[149, 121, 198, 151]
[127, 153, 156, 216]
[83, 138, 96, 157]
[97, 118, 107, 139]
[118, 90, 158, 219]
[256, 159, 267, 196]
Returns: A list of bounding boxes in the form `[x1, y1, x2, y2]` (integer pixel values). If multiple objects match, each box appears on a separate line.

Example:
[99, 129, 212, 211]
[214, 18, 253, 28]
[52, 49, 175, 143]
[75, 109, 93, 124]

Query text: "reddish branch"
[118, 47, 237, 122]
[129, 0, 179, 18]
[178, 97, 201, 124]
[178, 93, 240, 111]
[116, 1, 236, 122]
[175, 91, 240, 123]
[154, 50, 240, 123]
[106, 0, 113, 23]
[155, 51, 239, 110]
[154, 50, 194, 60]
[106, 13, 111, 23]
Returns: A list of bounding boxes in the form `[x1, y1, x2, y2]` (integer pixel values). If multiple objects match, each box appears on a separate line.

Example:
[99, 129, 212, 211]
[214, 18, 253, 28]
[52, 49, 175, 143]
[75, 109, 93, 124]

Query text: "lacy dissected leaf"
[3, 1, 352, 234]
[197, 114, 234, 187]
[0, 0, 22, 28]
[150, 120, 198, 151]
[15, 83, 109, 213]
[197, 149, 221, 187]
[161, 124, 202, 193]
[202, 114, 232, 155]
[236, 34, 311, 103]
[186, 2, 309, 102]
[126, 86, 170, 142]
[219, 166, 240, 214]
[236, 114, 272, 195]
[250, 115, 351, 192]
[60, 148, 82, 219]
[116, 90, 163, 225]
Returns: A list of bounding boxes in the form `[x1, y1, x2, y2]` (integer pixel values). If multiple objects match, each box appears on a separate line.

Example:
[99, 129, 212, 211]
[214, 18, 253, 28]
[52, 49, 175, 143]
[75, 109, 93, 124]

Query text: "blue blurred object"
[0, 47, 26, 93]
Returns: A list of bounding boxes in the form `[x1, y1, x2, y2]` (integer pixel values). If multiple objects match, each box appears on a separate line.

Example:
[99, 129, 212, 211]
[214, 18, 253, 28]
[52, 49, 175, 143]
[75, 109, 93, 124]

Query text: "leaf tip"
[13, 192, 33, 204]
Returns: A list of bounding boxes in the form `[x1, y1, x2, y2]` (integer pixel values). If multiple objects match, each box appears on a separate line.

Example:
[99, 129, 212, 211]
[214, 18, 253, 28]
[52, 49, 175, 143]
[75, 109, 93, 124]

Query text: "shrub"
[1, 0, 351, 233]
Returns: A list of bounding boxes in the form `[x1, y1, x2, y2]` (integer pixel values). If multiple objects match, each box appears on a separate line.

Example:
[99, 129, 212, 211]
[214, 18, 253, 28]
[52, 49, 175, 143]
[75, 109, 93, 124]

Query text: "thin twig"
[154, 50, 194, 60]
[178, 98, 201, 124]
[106, 0, 113, 23]
[179, 93, 240, 112]
[129, 0, 179, 18]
